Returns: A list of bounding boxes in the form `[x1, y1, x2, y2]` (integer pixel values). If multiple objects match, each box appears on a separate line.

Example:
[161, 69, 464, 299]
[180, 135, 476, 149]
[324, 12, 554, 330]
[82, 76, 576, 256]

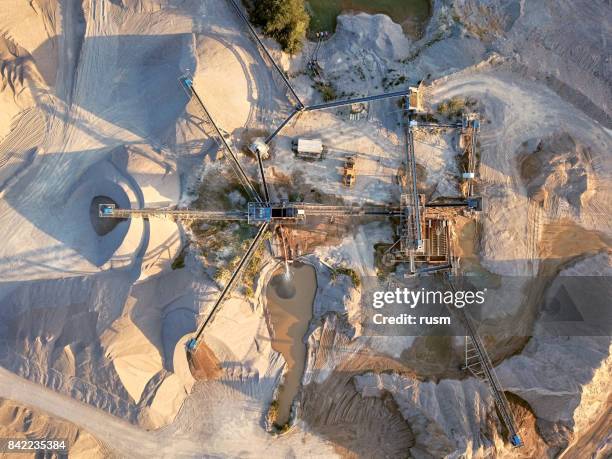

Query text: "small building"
[408, 85, 424, 113]
[292, 138, 325, 160]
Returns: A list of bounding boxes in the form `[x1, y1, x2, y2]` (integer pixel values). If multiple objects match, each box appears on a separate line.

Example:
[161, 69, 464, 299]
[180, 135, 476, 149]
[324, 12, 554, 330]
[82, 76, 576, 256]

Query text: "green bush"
[314, 82, 337, 102]
[331, 266, 361, 288]
[248, 0, 309, 54]
[437, 96, 466, 118]
[171, 249, 186, 270]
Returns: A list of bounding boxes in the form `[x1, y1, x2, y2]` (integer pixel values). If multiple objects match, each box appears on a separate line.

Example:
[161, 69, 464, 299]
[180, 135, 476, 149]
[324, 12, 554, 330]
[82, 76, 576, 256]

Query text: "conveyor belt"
[101, 208, 247, 221]
[264, 108, 299, 144]
[304, 89, 410, 112]
[180, 77, 262, 203]
[413, 122, 462, 128]
[226, 0, 304, 109]
[446, 277, 523, 447]
[102, 204, 403, 222]
[191, 223, 269, 345]
[301, 204, 400, 217]
[405, 120, 423, 249]
[255, 149, 270, 202]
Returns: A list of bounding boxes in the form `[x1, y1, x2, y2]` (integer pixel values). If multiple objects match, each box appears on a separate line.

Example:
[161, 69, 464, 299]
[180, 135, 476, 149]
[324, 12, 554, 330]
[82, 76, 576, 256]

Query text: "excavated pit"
[265, 262, 316, 426]
[90, 195, 122, 236]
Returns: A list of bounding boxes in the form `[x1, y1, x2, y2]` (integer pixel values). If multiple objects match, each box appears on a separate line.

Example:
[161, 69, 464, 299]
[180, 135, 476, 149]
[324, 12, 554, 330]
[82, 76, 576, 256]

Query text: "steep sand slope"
[0, 0, 609, 456]
[0, 0, 197, 432]
[0, 397, 113, 458]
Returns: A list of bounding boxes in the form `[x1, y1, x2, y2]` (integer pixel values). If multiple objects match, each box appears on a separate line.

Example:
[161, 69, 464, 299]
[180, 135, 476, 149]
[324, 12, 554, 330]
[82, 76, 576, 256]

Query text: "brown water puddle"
[266, 262, 317, 426]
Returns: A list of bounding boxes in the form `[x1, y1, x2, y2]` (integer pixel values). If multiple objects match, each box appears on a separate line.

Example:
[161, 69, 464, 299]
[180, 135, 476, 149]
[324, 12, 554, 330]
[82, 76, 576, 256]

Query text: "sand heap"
[0, 261, 202, 428]
[0, 397, 110, 458]
[101, 268, 200, 427]
[519, 132, 596, 217]
[496, 252, 612, 452]
[193, 36, 250, 133]
[0, 0, 199, 431]
[332, 13, 411, 62]
[0, 0, 52, 144]
[304, 12, 411, 101]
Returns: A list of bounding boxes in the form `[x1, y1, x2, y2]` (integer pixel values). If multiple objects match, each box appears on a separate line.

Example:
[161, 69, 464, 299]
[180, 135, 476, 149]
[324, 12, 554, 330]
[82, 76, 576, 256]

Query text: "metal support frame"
[447, 278, 523, 448]
[304, 89, 410, 112]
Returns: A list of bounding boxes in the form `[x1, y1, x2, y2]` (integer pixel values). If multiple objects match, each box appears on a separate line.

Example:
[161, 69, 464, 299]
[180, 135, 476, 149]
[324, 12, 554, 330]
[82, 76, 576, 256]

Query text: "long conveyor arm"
[100, 206, 247, 221]
[304, 89, 410, 112]
[446, 277, 523, 447]
[180, 77, 263, 203]
[189, 223, 269, 348]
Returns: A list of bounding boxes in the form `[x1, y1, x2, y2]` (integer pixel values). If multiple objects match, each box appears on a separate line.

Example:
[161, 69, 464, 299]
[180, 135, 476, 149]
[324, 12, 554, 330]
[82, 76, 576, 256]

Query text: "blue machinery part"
[186, 338, 197, 351]
[101, 205, 114, 215]
[248, 203, 272, 223]
[511, 435, 523, 447]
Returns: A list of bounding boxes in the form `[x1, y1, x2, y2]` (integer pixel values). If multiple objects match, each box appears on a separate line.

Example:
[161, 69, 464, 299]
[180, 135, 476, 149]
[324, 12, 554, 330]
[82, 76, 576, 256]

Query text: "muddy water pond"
[266, 262, 317, 426]
[307, 0, 432, 37]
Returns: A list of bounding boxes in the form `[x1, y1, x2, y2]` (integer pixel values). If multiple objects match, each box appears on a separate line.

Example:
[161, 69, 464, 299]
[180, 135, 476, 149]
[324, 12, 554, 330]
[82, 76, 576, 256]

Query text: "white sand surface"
[0, 0, 609, 456]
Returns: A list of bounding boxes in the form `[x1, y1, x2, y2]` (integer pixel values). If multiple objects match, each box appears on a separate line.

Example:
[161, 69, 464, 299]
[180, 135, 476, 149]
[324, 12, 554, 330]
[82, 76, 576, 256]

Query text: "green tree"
[248, 0, 309, 54]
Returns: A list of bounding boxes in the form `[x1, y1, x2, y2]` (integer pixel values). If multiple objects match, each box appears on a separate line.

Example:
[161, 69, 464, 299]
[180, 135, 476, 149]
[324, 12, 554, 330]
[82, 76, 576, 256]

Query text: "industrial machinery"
[342, 156, 356, 187]
[98, 1, 522, 447]
[292, 138, 325, 160]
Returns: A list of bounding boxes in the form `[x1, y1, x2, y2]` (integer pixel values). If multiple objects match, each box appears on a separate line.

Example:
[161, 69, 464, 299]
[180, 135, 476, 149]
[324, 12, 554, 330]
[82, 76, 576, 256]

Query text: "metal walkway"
[404, 110, 423, 250]
[304, 89, 410, 112]
[446, 278, 523, 448]
[101, 206, 247, 221]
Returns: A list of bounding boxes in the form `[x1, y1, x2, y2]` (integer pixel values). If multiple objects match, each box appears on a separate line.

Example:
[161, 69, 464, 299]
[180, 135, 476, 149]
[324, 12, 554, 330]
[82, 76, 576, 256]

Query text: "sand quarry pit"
[0, 0, 610, 457]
